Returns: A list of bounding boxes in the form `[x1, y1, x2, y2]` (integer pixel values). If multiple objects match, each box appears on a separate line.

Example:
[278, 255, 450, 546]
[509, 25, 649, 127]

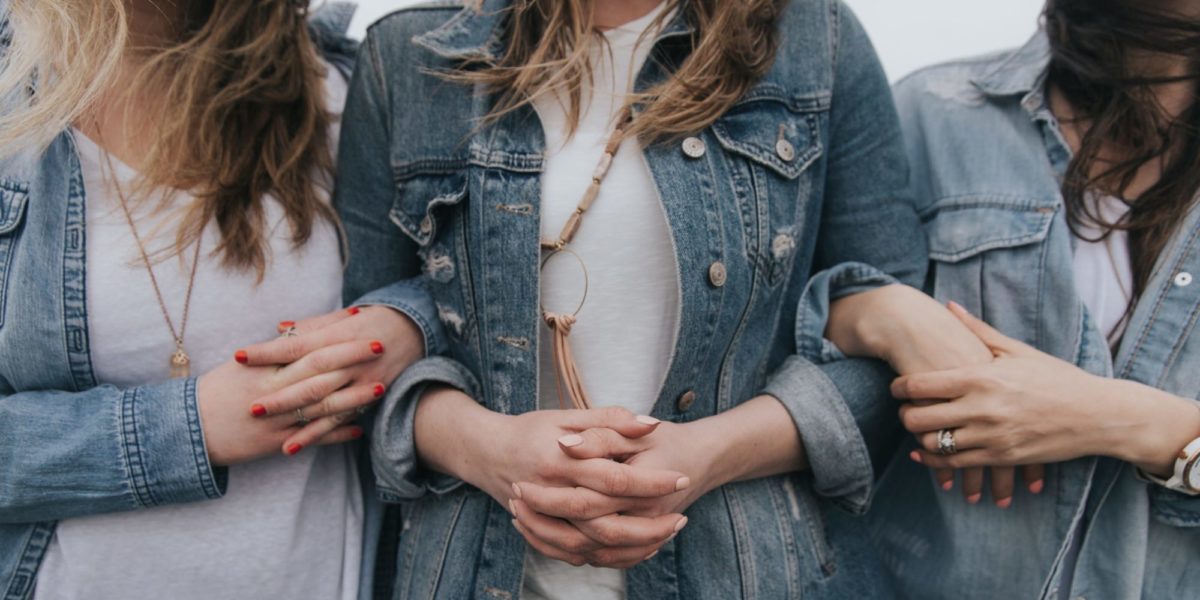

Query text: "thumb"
[560, 406, 662, 439]
[946, 301, 1029, 356]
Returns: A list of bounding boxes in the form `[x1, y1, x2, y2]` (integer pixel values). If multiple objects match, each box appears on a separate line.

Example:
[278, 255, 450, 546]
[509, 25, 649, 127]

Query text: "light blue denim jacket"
[0, 5, 446, 600]
[866, 33, 1200, 600]
[341, 1, 928, 598]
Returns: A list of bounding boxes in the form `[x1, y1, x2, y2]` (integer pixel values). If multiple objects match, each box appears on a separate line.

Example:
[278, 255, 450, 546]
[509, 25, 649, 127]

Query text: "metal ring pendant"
[539, 247, 590, 318]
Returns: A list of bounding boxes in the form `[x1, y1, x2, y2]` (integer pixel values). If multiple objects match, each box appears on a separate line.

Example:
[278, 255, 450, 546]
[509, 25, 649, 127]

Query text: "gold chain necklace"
[539, 107, 633, 410]
[99, 148, 203, 379]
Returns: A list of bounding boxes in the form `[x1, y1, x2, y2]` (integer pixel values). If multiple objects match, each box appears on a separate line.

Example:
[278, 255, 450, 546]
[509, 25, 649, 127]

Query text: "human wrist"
[827, 285, 903, 359]
[682, 416, 740, 492]
[414, 386, 499, 485]
[1092, 379, 1200, 475]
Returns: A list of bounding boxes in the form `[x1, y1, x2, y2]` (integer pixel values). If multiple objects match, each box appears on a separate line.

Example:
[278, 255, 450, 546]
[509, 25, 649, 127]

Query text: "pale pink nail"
[675, 477, 691, 491]
[636, 415, 661, 426]
[645, 550, 659, 560]
[1029, 479, 1045, 494]
[508, 499, 517, 515]
[558, 434, 584, 447]
[674, 516, 688, 533]
[941, 479, 954, 491]
[967, 493, 982, 504]
[947, 301, 967, 315]
[909, 451, 923, 464]
[511, 482, 523, 499]
[996, 497, 1013, 509]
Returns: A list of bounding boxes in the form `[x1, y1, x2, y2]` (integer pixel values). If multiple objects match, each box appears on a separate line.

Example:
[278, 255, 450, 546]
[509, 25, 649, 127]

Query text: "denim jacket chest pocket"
[712, 86, 826, 289]
[388, 166, 477, 347]
[923, 196, 1057, 342]
[0, 179, 29, 330]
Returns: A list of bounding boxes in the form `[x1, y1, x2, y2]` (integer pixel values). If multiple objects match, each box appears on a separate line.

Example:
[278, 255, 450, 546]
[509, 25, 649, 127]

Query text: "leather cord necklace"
[539, 106, 633, 410]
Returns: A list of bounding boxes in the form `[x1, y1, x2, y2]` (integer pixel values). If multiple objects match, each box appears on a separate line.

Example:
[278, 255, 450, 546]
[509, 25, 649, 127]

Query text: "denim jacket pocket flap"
[923, 198, 1056, 263]
[389, 171, 467, 247]
[0, 180, 29, 235]
[712, 97, 824, 179]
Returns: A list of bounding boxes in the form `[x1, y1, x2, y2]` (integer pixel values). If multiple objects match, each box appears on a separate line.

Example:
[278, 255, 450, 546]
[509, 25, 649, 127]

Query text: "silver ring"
[281, 326, 299, 338]
[295, 407, 311, 426]
[937, 428, 957, 455]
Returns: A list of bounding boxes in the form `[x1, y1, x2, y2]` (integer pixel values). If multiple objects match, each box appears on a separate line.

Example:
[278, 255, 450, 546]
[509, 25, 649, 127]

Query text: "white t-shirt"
[34, 67, 362, 600]
[525, 5, 679, 599]
[1072, 194, 1134, 347]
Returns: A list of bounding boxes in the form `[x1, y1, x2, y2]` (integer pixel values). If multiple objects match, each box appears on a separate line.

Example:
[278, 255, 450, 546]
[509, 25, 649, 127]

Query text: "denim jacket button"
[682, 137, 706, 158]
[1175, 271, 1193, 287]
[677, 390, 697, 411]
[776, 139, 796, 161]
[708, 262, 727, 287]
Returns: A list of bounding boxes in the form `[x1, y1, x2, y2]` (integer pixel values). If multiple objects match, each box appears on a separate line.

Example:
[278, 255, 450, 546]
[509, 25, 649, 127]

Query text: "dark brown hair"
[452, 0, 786, 141]
[1044, 0, 1200, 297]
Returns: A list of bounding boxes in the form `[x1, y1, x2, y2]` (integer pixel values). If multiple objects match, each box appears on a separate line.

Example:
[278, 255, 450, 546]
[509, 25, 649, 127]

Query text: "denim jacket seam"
[1119, 223, 1200, 379]
[120, 387, 159, 508]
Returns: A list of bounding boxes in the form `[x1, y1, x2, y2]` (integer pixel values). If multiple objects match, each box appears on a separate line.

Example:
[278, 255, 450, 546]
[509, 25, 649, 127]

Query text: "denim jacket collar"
[972, 32, 1051, 99]
[414, 0, 694, 61]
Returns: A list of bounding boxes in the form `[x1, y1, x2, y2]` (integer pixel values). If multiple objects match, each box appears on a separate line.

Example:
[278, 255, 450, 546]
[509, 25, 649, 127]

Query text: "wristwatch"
[1140, 436, 1200, 496]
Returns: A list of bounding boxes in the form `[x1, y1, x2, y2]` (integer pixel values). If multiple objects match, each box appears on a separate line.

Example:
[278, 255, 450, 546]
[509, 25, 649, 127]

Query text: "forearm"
[695, 395, 809, 486]
[1090, 378, 1200, 476]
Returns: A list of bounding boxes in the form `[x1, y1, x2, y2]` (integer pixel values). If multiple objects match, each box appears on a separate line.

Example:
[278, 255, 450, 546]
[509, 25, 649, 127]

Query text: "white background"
[342, 0, 1045, 81]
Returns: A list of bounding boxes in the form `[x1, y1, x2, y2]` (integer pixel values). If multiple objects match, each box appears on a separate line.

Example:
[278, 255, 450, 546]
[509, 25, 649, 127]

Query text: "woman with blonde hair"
[235, 0, 995, 597]
[0, 1, 438, 598]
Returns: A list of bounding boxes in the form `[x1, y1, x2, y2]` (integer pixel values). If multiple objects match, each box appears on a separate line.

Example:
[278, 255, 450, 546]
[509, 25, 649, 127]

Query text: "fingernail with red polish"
[941, 480, 954, 491]
[909, 450, 923, 464]
[250, 404, 267, 417]
[347, 306, 360, 316]
[349, 427, 364, 439]
[286, 443, 303, 456]
[278, 320, 296, 331]
[234, 350, 248, 364]
[967, 493, 982, 504]
[1029, 479, 1045, 494]
[373, 383, 386, 397]
[370, 341, 384, 354]
[996, 497, 1013, 509]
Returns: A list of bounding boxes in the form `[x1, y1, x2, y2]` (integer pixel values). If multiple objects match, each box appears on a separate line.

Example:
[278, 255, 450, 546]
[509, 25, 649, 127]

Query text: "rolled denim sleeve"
[761, 4, 926, 513]
[371, 357, 480, 502]
[0, 378, 225, 524]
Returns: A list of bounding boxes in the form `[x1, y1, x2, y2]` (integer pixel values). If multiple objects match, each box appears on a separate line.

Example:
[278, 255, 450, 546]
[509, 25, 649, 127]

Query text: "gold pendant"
[169, 347, 191, 379]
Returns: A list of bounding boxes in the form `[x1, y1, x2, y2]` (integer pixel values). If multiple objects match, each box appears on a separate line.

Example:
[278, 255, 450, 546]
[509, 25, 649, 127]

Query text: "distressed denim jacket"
[0, 6, 445, 600]
[340, 1, 927, 598]
[866, 34, 1200, 600]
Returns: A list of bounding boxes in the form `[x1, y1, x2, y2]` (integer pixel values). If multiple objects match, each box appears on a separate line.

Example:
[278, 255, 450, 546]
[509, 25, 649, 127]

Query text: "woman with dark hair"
[233, 0, 970, 597]
[821, 0, 1200, 597]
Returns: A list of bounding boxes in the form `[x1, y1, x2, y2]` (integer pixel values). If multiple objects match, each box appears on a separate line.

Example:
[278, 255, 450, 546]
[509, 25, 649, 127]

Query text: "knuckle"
[921, 433, 939, 452]
[601, 467, 632, 496]
[565, 494, 595, 520]
[563, 535, 592, 554]
[283, 337, 308, 362]
[601, 406, 633, 422]
[589, 521, 620, 546]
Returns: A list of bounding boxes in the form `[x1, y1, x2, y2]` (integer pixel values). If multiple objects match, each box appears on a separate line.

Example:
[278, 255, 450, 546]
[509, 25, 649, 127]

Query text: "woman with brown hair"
[813, 0, 1200, 597]
[0, 1, 437, 598]
[237, 0, 958, 597]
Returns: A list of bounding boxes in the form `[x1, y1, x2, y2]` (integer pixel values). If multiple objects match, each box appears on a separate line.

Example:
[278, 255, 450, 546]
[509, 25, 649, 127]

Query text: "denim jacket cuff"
[371, 357, 480, 502]
[796, 262, 900, 364]
[1147, 481, 1200, 527]
[761, 355, 874, 514]
[127, 377, 227, 506]
[353, 279, 448, 357]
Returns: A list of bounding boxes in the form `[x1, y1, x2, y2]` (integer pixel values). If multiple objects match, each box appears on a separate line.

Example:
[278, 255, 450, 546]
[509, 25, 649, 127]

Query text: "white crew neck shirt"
[525, 5, 680, 599]
[1072, 194, 1134, 349]
[35, 66, 362, 600]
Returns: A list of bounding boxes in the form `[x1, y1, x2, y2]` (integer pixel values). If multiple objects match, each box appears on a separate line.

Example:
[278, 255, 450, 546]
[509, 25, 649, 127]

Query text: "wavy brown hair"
[453, 0, 786, 141]
[1045, 0, 1200, 298]
[0, 0, 336, 277]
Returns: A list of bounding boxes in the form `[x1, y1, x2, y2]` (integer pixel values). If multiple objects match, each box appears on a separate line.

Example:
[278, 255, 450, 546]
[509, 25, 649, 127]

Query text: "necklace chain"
[98, 141, 202, 377]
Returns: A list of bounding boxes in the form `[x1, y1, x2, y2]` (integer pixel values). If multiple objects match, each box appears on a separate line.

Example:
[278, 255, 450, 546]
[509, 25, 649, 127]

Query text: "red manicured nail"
[373, 383, 385, 397]
[370, 341, 384, 354]
[234, 350, 248, 364]
[996, 497, 1013, 509]
[277, 320, 296, 331]
[1029, 479, 1045, 494]
[350, 426, 364, 439]
[909, 450, 923, 464]
[941, 479, 954, 491]
[250, 404, 267, 417]
[285, 443, 303, 455]
[967, 493, 982, 504]
[347, 306, 360, 316]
